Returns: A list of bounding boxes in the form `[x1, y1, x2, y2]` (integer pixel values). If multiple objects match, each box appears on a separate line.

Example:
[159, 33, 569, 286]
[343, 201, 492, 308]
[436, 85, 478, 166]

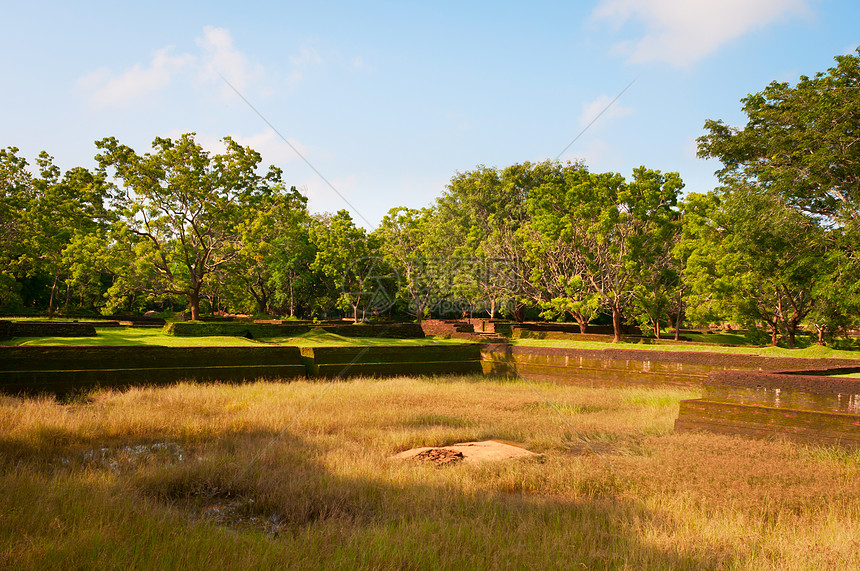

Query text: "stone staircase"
[420, 319, 508, 344]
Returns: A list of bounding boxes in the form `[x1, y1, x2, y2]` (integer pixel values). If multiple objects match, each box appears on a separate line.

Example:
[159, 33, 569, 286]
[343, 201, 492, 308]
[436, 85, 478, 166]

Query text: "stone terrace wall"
[481, 345, 860, 387]
[420, 319, 475, 337]
[300, 344, 482, 378]
[676, 367, 860, 449]
[0, 343, 481, 395]
[2, 321, 98, 338]
[0, 345, 306, 395]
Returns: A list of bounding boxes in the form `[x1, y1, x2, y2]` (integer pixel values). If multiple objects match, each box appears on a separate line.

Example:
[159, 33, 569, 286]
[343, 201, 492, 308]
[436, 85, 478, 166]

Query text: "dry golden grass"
[1, 376, 859, 569]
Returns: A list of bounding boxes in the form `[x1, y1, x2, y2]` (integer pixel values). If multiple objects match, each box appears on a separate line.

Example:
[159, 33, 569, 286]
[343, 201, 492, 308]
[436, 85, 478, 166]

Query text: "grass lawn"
[2, 328, 262, 347]
[263, 329, 468, 347]
[1, 327, 468, 348]
[1, 375, 858, 569]
[511, 337, 860, 360]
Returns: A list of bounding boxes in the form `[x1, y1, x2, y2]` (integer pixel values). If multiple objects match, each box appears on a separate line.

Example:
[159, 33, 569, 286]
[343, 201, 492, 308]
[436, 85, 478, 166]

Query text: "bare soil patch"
[394, 440, 540, 466]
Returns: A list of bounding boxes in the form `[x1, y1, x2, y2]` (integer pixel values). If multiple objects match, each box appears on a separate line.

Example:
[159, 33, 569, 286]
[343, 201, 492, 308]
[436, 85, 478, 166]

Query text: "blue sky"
[2, 0, 857, 228]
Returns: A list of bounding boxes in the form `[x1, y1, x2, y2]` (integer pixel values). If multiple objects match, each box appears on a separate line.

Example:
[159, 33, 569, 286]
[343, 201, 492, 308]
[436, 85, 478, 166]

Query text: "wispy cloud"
[232, 128, 308, 164]
[286, 46, 324, 84]
[196, 26, 266, 96]
[578, 93, 633, 129]
[77, 47, 194, 107]
[592, 0, 811, 67]
[187, 128, 309, 166]
[77, 26, 266, 107]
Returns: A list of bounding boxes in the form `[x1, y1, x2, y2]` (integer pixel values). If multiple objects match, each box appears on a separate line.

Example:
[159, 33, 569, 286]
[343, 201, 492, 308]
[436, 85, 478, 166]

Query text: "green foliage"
[695, 50, 860, 344]
[524, 165, 683, 340]
[680, 189, 827, 346]
[216, 185, 314, 316]
[96, 133, 283, 320]
[376, 207, 451, 321]
[434, 161, 566, 318]
[698, 47, 860, 227]
[309, 210, 389, 321]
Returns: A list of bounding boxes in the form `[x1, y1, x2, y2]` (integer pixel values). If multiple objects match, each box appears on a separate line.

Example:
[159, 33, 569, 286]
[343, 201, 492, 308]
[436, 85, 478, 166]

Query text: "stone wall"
[300, 344, 483, 378]
[3, 321, 98, 338]
[0, 343, 481, 394]
[675, 366, 860, 449]
[481, 345, 860, 387]
[0, 345, 306, 395]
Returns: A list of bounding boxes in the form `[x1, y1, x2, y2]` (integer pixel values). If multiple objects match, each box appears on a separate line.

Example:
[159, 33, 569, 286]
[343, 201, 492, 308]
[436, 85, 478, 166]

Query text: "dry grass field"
[1, 375, 858, 569]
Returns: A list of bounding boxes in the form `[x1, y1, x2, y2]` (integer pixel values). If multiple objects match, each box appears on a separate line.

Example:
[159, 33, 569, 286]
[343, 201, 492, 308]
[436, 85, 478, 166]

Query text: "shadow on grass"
[0, 419, 734, 569]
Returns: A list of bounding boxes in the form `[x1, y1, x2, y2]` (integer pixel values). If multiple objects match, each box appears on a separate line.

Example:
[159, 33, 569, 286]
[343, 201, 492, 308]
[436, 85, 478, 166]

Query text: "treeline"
[1, 49, 858, 346]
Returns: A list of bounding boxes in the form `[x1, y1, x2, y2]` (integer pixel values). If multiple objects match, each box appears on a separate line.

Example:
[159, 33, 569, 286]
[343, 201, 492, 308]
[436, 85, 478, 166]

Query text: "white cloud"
[284, 46, 324, 85]
[77, 26, 266, 107]
[290, 47, 322, 67]
[592, 0, 811, 67]
[578, 93, 634, 129]
[77, 47, 194, 107]
[231, 128, 308, 165]
[196, 26, 265, 95]
[181, 129, 308, 167]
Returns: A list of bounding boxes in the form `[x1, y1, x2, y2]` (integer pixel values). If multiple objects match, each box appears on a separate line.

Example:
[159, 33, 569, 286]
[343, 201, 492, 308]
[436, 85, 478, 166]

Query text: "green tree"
[679, 189, 827, 346]
[309, 210, 386, 321]
[376, 207, 452, 323]
[698, 48, 860, 228]
[218, 185, 312, 316]
[525, 166, 682, 342]
[0, 147, 33, 308]
[96, 133, 281, 320]
[696, 50, 860, 343]
[435, 161, 567, 318]
[22, 154, 109, 315]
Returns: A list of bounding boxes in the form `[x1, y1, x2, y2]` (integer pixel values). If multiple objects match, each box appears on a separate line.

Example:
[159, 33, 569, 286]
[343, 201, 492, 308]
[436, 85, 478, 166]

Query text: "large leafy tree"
[309, 210, 387, 321]
[376, 207, 453, 322]
[520, 165, 601, 332]
[680, 189, 827, 346]
[525, 166, 682, 342]
[0, 147, 33, 308]
[696, 48, 860, 343]
[0, 149, 109, 314]
[28, 155, 110, 315]
[434, 161, 567, 318]
[96, 133, 281, 320]
[218, 185, 312, 316]
[698, 48, 860, 228]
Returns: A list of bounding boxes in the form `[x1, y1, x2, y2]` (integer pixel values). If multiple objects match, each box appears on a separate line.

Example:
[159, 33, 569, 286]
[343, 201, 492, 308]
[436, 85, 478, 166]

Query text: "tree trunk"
[786, 314, 801, 348]
[514, 303, 525, 323]
[189, 290, 201, 321]
[653, 318, 661, 339]
[674, 307, 682, 341]
[489, 298, 496, 319]
[289, 273, 295, 318]
[573, 312, 588, 334]
[817, 325, 826, 345]
[770, 322, 779, 346]
[611, 303, 623, 343]
[48, 275, 59, 317]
